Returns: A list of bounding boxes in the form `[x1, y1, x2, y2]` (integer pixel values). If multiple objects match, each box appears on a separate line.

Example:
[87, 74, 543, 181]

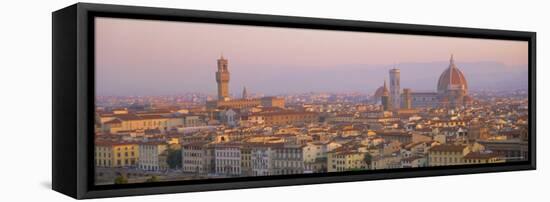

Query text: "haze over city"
[93, 17, 530, 185]
[95, 17, 528, 96]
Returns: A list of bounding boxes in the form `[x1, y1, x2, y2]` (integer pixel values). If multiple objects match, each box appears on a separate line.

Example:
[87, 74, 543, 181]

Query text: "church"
[372, 55, 473, 109]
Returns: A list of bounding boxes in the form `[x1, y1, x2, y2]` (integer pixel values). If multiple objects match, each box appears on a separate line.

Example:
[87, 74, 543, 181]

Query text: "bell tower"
[389, 68, 400, 110]
[216, 55, 230, 100]
[242, 86, 248, 99]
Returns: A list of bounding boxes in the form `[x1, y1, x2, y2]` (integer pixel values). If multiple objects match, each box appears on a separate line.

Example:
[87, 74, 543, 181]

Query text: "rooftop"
[429, 144, 466, 152]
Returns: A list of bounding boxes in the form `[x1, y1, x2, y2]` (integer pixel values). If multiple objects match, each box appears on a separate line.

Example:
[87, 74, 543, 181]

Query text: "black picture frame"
[52, 2, 536, 199]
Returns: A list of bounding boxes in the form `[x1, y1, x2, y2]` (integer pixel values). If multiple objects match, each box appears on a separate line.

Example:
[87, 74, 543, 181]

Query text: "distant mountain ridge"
[231, 61, 528, 95]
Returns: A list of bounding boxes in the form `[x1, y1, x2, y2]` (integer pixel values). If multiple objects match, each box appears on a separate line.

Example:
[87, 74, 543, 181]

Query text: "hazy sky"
[95, 17, 528, 96]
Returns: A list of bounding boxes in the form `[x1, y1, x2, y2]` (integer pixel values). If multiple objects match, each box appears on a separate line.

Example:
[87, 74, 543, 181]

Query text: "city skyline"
[95, 17, 528, 96]
[94, 17, 529, 185]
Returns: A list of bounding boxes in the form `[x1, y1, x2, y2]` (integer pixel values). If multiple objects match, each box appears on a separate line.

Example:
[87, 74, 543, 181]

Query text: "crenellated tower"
[216, 55, 230, 101]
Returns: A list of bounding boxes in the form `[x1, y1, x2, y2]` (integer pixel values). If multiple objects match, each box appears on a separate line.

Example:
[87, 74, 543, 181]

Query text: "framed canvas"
[52, 3, 536, 199]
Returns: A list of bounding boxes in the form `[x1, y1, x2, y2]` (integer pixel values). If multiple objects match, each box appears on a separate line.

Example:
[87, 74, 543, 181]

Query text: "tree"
[166, 148, 182, 169]
[146, 175, 159, 183]
[114, 175, 128, 184]
[363, 153, 373, 169]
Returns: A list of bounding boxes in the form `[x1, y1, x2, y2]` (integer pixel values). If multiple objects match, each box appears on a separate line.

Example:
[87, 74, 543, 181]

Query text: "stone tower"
[242, 86, 248, 99]
[389, 68, 401, 110]
[216, 55, 230, 101]
[401, 88, 412, 109]
[381, 80, 392, 111]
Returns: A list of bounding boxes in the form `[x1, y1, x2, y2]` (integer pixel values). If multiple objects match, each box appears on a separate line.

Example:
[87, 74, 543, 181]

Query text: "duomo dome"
[437, 55, 468, 94]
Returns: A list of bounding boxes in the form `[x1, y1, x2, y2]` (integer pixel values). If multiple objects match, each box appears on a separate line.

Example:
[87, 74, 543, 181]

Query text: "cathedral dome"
[374, 86, 385, 98]
[373, 80, 390, 97]
[437, 55, 468, 93]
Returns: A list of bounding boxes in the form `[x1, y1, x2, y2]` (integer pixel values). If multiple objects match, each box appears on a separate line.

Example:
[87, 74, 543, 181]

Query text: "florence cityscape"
[93, 18, 529, 185]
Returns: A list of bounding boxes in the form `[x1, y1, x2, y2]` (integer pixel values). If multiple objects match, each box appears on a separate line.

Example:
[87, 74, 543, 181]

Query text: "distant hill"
[231, 61, 528, 95]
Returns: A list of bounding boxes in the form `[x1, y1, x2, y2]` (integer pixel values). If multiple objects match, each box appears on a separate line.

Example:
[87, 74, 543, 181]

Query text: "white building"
[221, 109, 239, 127]
[184, 115, 205, 127]
[251, 145, 274, 176]
[214, 143, 242, 176]
[181, 141, 210, 174]
[272, 144, 304, 175]
[138, 141, 168, 171]
[303, 142, 328, 163]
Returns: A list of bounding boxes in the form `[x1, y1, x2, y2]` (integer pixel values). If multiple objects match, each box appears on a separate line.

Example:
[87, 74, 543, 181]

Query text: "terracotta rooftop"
[429, 144, 466, 152]
[463, 152, 501, 159]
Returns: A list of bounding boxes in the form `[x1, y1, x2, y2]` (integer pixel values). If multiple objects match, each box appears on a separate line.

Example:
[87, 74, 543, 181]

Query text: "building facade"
[428, 144, 468, 166]
[272, 144, 305, 175]
[327, 148, 367, 172]
[463, 152, 505, 164]
[214, 143, 242, 176]
[207, 96, 285, 109]
[138, 141, 168, 171]
[303, 142, 329, 163]
[99, 113, 170, 133]
[254, 111, 319, 126]
[181, 141, 210, 174]
[95, 141, 139, 168]
[250, 145, 274, 176]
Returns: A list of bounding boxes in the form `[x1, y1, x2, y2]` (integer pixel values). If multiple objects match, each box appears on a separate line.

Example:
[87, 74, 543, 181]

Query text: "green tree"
[363, 153, 373, 169]
[114, 175, 128, 184]
[167, 148, 182, 169]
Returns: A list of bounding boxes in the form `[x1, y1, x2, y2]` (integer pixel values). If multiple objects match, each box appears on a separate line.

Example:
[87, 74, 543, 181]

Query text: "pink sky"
[95, 17, 528, 96]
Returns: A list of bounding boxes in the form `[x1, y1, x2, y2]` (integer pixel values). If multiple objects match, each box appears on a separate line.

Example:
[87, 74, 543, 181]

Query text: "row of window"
[95, 151, 136, 158]
[273, 169, 302, 175]
[139, 165, 162, 170]
[95, 159, 136, 167]
[139, 159, 159, 164]
[216, 159, 240, 166]
[430, 156, 461, 164]
[215, 151, 241, 157]
[274, 160, 303, 168]
[124, 121, 166, 128]
[183, 160, 202, 165]
[183, 166, 204, 172]
[431, 151, 461, 155]
[333, 160, 363, 165]
[215, 166, 241, 174]
[464, 159, 491, 164]
[266, 115, 316, 120]
[183, 152, 203, 157]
